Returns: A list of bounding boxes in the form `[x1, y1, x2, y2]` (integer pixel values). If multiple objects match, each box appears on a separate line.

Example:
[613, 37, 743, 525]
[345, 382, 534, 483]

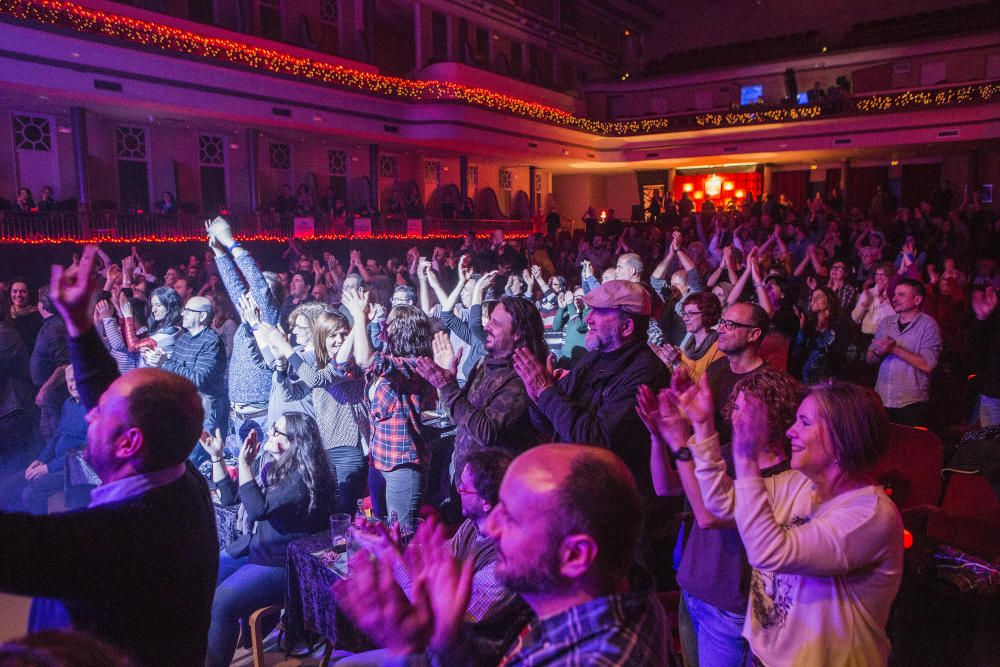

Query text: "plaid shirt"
[497, 590, 669, 667]
[366, 353, 431, 472]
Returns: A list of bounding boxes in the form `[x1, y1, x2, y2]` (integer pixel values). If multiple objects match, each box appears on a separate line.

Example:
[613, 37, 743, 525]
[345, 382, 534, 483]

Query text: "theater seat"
[927, 471, 1000, 560]
[869, 423, 943, 511]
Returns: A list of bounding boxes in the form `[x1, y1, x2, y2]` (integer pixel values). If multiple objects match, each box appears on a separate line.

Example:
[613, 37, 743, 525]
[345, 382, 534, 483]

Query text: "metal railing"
[0, 211, 532, 243]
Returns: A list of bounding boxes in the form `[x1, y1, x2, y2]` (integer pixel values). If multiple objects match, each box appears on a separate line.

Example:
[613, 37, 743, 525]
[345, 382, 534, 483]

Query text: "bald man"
[0, 246, 218, 667]
[337, 444, 670, 665]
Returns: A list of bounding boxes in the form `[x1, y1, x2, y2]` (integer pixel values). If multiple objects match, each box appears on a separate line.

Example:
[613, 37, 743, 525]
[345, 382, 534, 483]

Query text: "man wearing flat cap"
[146, 295, 228, 463]
[512, 280, 667, 493]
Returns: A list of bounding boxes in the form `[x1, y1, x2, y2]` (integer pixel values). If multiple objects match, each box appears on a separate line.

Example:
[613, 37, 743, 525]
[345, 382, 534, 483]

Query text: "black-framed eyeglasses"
[455, 478, 478, 496]
[681, 310, 703, 318]
[270, 424, 288, 438]
[718, 318, 759, 331]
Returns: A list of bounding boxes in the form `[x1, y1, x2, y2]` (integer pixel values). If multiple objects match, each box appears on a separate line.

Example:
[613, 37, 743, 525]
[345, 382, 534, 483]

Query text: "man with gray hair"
[145, 296, 228, 463]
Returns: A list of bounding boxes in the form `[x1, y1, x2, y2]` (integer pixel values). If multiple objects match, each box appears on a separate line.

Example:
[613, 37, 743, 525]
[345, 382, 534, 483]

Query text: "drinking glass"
[330, 513, 351, 554]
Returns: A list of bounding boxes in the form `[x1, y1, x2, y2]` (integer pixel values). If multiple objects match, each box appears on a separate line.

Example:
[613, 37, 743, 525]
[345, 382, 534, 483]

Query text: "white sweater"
[690, 433, 903, 667]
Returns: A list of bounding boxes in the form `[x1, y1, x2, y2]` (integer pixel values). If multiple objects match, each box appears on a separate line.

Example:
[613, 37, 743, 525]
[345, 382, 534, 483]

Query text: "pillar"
[459, 155, 469, 202]
[369, 143, 379, 210]
[529, 166, 538, 213]
[246, 129, 260, 212]
[762, 163, 774, 195]
[840, 158, 850, 212]
[69, 107, 89, 211]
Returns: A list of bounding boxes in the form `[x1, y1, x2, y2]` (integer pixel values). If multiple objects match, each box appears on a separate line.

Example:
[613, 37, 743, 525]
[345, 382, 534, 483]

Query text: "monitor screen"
[797, 92, 810, 105]
[740, 85, 763, 106]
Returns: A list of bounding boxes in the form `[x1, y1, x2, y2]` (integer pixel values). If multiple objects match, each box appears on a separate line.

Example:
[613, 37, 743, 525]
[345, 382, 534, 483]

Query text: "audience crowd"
[0, 184, 999, 666]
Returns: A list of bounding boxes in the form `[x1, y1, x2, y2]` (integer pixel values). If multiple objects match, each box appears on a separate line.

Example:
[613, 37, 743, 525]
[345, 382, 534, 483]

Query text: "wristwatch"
[673, 446, 693, 462]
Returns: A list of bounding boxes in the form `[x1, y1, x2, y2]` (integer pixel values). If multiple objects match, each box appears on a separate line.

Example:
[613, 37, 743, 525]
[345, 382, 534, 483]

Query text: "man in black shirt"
[705, 302, 770, 441]
[0, 246, 218, 667]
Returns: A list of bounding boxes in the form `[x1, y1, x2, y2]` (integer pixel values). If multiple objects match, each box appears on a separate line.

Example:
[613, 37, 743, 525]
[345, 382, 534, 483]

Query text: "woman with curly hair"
[638, 367, 801, 667]
[685, 378, 901, 666]
[201, 412, 336, 667]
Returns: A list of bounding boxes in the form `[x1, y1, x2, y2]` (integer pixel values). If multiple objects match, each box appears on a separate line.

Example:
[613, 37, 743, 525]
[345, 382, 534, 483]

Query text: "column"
[459, 155, 469, 202]
[69, 107, 89, 211]
[369, 144, 380, 210]
[666, 168, 676, 195]
[761, 163, 774, 194]
[246, 129, 260, 213]
[840, 158, 850, 212]
[529, 166, 538, 212]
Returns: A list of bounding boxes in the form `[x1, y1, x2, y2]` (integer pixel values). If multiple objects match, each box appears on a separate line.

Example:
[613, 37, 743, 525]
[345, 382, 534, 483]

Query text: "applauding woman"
[680, 377, 901, 666]
[202, 413, 337, 667]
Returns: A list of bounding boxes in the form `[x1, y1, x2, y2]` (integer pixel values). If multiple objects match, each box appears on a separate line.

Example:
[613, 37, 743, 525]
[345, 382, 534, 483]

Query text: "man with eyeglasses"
[337, 449, 526, 666]
[705, 302, 771, 440]
[145, 296, 228, 464]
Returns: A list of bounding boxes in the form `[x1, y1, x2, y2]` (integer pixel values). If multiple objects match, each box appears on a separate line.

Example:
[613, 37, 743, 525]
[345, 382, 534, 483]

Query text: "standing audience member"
[9, 279, 43, 354]
[867, 278, 942, 428]
[145, 296, 229, 456]
[514, 280, 667, 494]
[0, 246, 218, 667]
[29, 287, 69, 442]
[969, 287, 1000, 426]
[689, 379, 902, 666]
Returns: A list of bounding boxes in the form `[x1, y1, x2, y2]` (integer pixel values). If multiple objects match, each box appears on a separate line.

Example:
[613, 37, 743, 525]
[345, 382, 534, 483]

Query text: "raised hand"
[236, 292, 262, 327]
[417, 257, 432, 282]
[118, 294, 133, 319]
[972, 286, 998, 321]
[580, 259, 593, 281]
[239, 429, 260, 466]
[405, 515, 474, 652]
[474, 270, 498, 298]
[512, 347, 555, 402]
[415, 356, 455, 390]
[650, 343, 680, 368]
[672, 367, 714, 427]
[199, 428, 225, 459]
[206, 217, 234, 250]
[334, 548, 432, 655]
[94, 299, 112, 321]
[342, 286, 370, 322]
[431, 331, 457, 372]
[50, 245, 99, 336]
[731, 393, 770, 461]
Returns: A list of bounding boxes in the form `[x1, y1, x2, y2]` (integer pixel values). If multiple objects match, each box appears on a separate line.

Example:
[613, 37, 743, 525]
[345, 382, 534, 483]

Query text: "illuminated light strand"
[0, 0, 656, 135]
[0, 232, 530, 245]
[0, 1, 995, 136]
[854, 82, 1000, 113]
[696, 105, 824, 128]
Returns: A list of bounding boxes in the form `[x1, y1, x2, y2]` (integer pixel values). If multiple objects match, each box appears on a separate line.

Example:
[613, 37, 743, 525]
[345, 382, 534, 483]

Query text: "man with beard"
[512, 280, 667, 494]
[336, 449, 526, 666]
[415, 296, 544, 480]
[335, 445, 669, 665]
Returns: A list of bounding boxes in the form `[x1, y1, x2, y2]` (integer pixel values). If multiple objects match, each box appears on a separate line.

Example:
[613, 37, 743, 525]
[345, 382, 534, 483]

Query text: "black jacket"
[530, 339, 668, 494]
[0, 327, 219, 667]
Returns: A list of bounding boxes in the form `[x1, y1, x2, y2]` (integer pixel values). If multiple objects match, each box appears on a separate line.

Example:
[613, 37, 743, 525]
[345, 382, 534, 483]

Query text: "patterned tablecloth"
[284, 533, 372, 652]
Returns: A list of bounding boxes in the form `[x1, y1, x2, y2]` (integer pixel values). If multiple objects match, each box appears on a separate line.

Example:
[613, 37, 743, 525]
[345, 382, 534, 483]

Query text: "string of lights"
[854, 82, 1000, 113]
[0, 0, 995, 138]
[0, 232, 530, 245]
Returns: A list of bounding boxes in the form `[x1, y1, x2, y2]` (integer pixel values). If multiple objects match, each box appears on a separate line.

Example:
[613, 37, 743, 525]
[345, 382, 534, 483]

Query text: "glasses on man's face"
[682, 310, 702, 318]
[455, 479, 477, 496]
[717, 318, 758, 332]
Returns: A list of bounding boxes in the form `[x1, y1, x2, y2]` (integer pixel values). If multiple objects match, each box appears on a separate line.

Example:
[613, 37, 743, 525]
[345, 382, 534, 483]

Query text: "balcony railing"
[0, 211, 532, 243]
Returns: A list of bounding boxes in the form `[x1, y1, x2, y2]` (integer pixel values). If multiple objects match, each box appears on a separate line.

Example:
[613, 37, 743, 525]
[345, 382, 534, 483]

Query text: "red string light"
[0, 232, 529, 245]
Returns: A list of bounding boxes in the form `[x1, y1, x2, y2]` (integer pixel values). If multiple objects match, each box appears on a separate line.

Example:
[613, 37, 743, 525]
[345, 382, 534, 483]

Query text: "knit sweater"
[216, 252, 280, 405]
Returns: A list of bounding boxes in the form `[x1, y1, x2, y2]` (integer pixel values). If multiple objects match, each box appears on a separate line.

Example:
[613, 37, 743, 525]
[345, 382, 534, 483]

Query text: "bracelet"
[226, 241, 241, 251]
[212, 458, 224, 463]
[753, 281, 764, 288]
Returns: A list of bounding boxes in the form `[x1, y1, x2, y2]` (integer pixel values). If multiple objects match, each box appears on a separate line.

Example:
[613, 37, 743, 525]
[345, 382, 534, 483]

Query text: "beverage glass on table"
[330, 513, 351, 554]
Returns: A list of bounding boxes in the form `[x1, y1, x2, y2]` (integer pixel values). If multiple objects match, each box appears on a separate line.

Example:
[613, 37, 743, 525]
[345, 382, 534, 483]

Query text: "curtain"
[771, 170, 808, 212]
[847, 166, 889, 212]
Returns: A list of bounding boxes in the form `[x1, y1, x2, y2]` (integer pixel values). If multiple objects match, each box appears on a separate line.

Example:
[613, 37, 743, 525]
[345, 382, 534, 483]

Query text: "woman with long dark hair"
[118, 285, 183, 363]
[363, 304, 434, 530]
[791, 286, 858, 384]
[201, 412, 336, 667]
